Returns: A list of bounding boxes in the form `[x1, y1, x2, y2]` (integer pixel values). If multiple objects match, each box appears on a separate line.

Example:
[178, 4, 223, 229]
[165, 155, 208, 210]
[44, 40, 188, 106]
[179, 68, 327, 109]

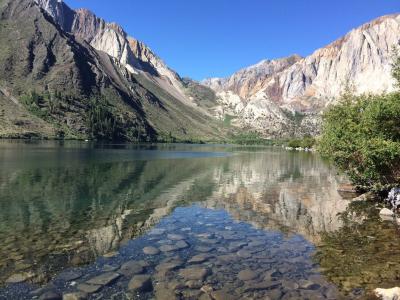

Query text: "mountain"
[203, 14, 400, 138]
[0, 0, 225, 141]
[0, 0, 398, 140]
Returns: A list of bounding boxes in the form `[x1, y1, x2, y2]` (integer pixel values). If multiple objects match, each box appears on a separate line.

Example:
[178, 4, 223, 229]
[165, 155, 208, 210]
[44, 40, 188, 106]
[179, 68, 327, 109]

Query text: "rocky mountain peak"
[35, 0, 186, 96]
[202, 54, 302, 99]
[28, 1, 400, 139]
[34, 0, 67, 28]
[202, 13, 400, 138]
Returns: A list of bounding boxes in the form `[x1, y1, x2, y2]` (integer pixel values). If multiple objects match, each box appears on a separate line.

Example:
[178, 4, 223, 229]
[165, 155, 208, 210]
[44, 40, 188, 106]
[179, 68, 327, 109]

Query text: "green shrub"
[318, 92, 400, 191]
[229, 132, 273, 145]
[287, 136, 315, 148]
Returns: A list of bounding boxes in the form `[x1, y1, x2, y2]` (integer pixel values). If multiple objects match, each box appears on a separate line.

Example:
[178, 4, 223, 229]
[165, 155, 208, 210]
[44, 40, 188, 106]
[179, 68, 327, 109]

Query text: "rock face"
[202, 55, 302, 100]
[36, 0, 188, 103]
[2, 1, 400, 139]
[203, 14, 400, 137]
[0, 0, 224, 141]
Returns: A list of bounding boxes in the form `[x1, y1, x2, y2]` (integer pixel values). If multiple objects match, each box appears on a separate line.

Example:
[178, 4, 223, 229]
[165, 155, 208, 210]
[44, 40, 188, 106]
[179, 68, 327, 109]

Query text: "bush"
[229, 132, 272, 145]
[287, 136, 315, 148]
[318, 92, 400, 191]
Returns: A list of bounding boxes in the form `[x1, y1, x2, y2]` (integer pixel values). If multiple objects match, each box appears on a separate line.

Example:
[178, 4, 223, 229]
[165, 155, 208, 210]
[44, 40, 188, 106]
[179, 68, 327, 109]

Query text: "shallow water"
[0, 141, 398, 299]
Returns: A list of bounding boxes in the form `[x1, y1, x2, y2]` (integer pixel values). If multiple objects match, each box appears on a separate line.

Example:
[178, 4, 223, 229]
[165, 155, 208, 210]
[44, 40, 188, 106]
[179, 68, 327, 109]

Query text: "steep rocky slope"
[35, 0, 210, 113]
[203, 14, 400, 137]
[0, 0, 158, 140]
[1, 0, 398, 140]
[0, 0, 224, 141]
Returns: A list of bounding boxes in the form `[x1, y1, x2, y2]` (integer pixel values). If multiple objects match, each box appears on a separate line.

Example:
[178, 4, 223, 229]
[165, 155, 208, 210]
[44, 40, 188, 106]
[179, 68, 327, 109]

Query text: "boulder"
[379, 208, 394, 217]
[387, 188, 400, 210]
[374, 287, 400, 300]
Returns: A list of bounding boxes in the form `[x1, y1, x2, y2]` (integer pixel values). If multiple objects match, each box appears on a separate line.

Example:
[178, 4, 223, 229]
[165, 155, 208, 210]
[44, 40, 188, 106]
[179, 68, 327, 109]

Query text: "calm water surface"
[0, 141, 398, 299]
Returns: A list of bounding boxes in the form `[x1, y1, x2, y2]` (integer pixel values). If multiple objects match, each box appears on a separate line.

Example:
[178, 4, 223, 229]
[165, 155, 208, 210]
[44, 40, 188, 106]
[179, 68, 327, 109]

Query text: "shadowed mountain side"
[0, 0, 226, 141]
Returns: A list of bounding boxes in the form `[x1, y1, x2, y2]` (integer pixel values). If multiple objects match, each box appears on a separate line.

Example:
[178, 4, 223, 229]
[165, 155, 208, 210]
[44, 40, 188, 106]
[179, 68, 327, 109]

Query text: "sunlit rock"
[375, 287, 400, 300]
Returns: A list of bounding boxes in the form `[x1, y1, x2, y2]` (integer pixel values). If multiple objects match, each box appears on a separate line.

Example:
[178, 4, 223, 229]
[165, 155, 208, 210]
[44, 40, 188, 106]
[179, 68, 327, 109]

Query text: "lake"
[0, 141, 398, 299]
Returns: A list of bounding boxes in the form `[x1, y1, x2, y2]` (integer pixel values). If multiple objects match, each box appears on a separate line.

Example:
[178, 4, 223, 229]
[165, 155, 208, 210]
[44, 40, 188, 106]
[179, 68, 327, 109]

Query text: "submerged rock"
[5, 271, 35, 283]
[159, 244, 179, 252]
[77, 283, 102, 294]
[175, 240, 190, 249]
[143, 246, 160, 255]
[119, 261, 144, 276]
[103, 251, 118, 258]
[179, 267, 210, 281]
[128, 275, 153, 292]
[217, 254, 237, 263]
[195, 246, 214, 253]
[243, 281, 280, 292]
[58, 271, 82, 281]
[210, 290, 233, 300]
[86, 272, 120, 286]
[237, 249, 252, 258]
[149, 228, 166, 235]
[155, 260, 184, 272]
[62, 292, 88, 300]
[188, 254, 212, 264]
[228, 241, 247, 251]
[298, 279, 321, 290]
[39, 291, 62, 300]
[167, 234, 185, 241]
[102, 264, 120, 272]
[154, 285, 178, 300]
[237, 269, 258, 281]
[185, 280, 203, 289]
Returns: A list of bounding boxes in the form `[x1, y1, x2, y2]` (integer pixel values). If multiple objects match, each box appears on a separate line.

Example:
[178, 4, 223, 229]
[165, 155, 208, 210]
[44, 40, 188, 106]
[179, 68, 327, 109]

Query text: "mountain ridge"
[0, 0, 226, 141]
[0, 0, 398, 140]
[202, 13, 400, 137]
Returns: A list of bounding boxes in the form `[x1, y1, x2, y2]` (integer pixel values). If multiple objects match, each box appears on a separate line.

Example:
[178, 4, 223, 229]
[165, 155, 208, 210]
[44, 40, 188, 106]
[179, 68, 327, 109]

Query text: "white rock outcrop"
[36, 0, 400, 137]
[34, 0, 188, 103]
[375, 287, 400, 300]
[379, 207, 395, 217]
[203, 14, 400, 136]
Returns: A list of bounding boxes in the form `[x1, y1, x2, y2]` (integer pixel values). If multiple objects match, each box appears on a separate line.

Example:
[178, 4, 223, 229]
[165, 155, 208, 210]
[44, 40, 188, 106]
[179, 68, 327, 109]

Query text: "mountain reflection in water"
[0, 141, 351, 296]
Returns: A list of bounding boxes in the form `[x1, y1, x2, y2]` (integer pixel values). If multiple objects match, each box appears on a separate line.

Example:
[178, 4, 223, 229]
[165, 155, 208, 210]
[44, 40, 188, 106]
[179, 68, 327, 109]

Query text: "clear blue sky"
[65, 0, 399, 80]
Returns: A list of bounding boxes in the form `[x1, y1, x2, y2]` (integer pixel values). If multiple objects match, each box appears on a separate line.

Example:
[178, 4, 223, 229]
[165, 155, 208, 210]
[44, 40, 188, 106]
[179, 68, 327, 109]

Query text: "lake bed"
[0, 141, 398, 299]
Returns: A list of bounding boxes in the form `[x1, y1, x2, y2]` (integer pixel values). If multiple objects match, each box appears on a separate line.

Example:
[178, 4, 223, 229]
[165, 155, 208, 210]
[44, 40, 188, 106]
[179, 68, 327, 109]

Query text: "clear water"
[0, 141, 398, 299]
